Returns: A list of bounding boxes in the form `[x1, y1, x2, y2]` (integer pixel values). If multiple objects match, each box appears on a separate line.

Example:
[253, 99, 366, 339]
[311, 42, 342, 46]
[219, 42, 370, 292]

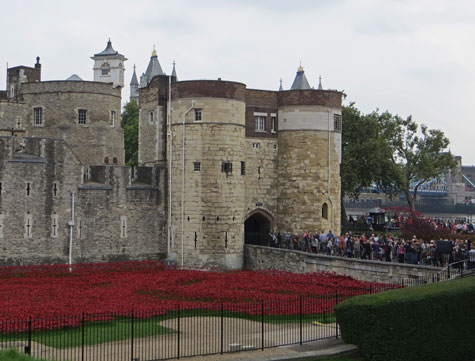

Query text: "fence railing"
[1, 272, 474, 361]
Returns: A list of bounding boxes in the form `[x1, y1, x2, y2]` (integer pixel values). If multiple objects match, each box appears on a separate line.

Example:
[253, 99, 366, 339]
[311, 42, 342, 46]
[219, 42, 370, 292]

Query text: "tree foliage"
[121, 99, 139, 167]
[341, 104, 457, 211]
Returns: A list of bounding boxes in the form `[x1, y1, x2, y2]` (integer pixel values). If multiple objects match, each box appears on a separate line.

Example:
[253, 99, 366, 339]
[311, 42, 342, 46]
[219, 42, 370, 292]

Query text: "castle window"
[322, 203, 329, 220]
[273, 143, 278, 152]
[52, 183, 58, 197]
[255, 115, 266, 132]
[101, 62, 110, 75]
[149, 111, 154, 124]
[194, 109, 203, 122]
[271, 115, 277, 133]
[24, 213, 33, 239]
[51, 214, 59, 238]
[241, 161, 246, 175]
[252, 142, 260, 149]
[113, 157, 118, 164]
[34, 107, 43, 126]
[120, 216, 128, 238]
[78, 109, 87, 125]
[26, 182, 31, 197]
[193, 162, 201, 171]
[0, 182, 2, 196]
[333, 114, 342, 133]
[104, 157, 109, 164]
[77, 218, 82, 239]
[110, 110, 116, 127]
[0, 214, 4, 239]
[222, 162, 232, 174]
[16, 117, 22, 129]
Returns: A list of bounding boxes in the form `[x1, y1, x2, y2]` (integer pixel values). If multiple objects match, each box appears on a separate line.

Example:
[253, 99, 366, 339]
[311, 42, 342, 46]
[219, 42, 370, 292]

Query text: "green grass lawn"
[1, 310, 335, 349]
[0, 348, 52, 361]
[2, 317, 172, 348]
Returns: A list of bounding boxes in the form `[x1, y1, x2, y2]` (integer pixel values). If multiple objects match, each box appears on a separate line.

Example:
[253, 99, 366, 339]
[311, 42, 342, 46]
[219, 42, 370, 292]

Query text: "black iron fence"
[1, 270, 474, 361]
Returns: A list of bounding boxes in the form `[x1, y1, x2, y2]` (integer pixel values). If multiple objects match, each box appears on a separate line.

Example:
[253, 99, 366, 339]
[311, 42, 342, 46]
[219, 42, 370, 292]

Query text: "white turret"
[91, 39, 127, 88]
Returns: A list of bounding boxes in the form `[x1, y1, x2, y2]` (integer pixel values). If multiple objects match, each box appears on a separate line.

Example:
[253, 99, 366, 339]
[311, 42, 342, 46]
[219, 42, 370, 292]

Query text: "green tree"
[121, 99, 139, 167]
[380, 114, 457, 210]
[341, 104, 457, 213]
[341, 104, 394, 199]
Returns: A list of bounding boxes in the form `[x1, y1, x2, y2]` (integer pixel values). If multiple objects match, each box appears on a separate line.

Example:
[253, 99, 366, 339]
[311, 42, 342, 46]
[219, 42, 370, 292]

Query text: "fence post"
[448, 264, 451, 279]
[220, 303, 224, 355]
[261, 300, 265, 351]
[335, 291, 339, 340]
[81, 313, 85, 361]
[131, 310, 134, 361]
[299, 296, 302, 345]
[461, 263, 464, 278]
[25, 316, 31, 355]
[369, 285, 372, 294]
[177, 306, 181, 359]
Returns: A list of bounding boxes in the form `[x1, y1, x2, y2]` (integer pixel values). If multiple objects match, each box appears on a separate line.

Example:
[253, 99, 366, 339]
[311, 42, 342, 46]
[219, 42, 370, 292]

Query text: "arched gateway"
[244, 210, 273, 246]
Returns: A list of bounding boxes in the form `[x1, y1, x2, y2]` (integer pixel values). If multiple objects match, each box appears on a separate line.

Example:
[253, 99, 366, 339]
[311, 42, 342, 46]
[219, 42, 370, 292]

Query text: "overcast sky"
[2, 0, 474, 164]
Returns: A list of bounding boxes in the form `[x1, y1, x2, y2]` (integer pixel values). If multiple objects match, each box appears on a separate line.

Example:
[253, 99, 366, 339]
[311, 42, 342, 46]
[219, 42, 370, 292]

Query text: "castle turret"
[91, 39, 127, 88]
[276, 74, 343, 235]
[168, 80, 247, 269]
[171, 61, 177, 80]
[130, 65, 139, 103]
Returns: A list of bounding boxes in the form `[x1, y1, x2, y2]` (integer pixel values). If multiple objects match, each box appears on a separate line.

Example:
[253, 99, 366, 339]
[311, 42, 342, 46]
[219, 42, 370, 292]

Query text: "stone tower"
[91, 39, 127, 88]
[168, 80, 247, 269]
[276, 65, 342, 235]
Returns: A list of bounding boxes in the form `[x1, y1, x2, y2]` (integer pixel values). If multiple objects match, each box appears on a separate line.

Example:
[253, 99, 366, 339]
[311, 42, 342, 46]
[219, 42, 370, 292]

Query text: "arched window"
[101, 62, 110, 75]
[322, 203, 329, 220]
[113, 157, 118, 164]
[104, 157, 109, 164]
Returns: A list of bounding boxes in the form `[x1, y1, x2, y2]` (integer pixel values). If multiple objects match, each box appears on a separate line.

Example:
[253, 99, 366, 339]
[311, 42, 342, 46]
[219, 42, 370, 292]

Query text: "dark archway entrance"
[244, 212, 271, 246]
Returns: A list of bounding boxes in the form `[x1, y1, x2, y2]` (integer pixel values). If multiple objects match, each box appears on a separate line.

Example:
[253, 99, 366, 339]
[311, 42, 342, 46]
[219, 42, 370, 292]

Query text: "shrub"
[334, 276, 475, 361]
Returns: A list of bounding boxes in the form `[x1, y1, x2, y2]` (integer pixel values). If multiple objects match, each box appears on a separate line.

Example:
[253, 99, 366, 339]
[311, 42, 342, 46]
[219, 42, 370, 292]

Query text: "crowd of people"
[265, 230, 475, 268]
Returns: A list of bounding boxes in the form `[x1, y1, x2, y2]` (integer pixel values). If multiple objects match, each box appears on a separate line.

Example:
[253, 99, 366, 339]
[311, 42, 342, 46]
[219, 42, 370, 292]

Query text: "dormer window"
[101, 62, 110, 75]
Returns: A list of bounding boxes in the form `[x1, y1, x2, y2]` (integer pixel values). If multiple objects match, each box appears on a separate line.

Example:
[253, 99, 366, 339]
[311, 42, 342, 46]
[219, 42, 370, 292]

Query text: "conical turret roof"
[290, 64, 311, 90]
[130, 65, 139, 86]
[141, 47, 165, 86]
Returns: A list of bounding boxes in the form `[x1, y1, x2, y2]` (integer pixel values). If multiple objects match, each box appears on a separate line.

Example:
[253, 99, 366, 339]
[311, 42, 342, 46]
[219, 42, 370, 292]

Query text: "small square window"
[195, 109, 203, 122]
[34, 107, 43, 126]
[252, 142, 260, 149]
[110, 110, 116, 127]
[78, 109, 87, 125]
[273, 143, 278, 151]
[222, 162, 232, 174]
[193, 162, 201, 171]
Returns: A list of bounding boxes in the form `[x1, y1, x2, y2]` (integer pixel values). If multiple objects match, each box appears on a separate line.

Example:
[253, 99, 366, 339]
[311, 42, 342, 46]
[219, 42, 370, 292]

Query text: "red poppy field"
[0, 261, 392, 323]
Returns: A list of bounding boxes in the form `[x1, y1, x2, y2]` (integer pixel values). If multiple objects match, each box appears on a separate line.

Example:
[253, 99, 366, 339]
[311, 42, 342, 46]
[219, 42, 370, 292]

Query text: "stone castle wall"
[244, 245, 439, 284]
[20, 81, 124, 166]
[0, 136, 166, 266]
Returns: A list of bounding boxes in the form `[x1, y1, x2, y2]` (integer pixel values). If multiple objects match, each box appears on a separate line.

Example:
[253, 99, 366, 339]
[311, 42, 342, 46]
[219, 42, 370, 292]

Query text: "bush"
[334, 276, 475, 361]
